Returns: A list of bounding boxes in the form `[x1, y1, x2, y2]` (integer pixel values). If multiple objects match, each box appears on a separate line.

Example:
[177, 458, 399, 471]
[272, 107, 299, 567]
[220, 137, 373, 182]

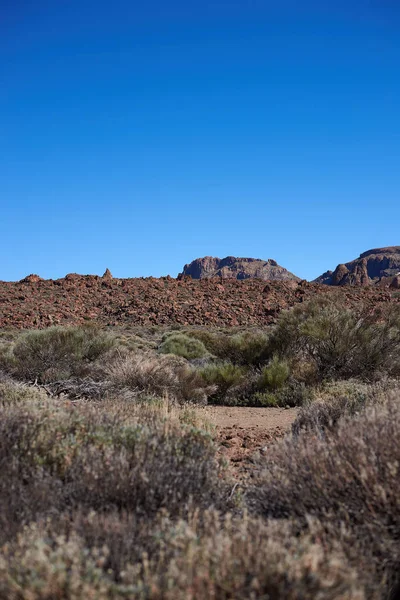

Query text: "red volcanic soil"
[0, 274, 398, 329]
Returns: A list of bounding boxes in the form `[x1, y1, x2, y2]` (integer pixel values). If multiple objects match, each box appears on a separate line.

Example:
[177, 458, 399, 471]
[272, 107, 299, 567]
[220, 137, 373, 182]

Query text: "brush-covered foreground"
[0, 377, 400, 598]
[1, 298, 400, 598]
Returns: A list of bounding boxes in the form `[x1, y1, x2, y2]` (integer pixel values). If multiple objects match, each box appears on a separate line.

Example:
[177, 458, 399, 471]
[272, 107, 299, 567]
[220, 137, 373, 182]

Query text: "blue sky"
[1, 1, 399, 281]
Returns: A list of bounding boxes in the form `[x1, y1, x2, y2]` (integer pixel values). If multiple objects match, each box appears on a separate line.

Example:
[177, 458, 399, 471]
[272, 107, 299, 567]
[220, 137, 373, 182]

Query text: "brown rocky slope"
[315, 246, 400, 287]
[178, 256, 300, 281]
[0, 271, 398, 330]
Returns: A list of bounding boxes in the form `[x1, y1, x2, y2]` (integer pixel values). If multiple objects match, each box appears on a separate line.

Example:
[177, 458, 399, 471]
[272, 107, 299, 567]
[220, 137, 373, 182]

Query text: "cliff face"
[315, 247, 400, 286]
[178, 256, 300, 282]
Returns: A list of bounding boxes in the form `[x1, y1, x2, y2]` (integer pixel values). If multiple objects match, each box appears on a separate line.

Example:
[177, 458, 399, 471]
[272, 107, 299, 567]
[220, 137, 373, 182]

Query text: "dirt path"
[202, 406, 298, 479]
[203, 406, 298, 430]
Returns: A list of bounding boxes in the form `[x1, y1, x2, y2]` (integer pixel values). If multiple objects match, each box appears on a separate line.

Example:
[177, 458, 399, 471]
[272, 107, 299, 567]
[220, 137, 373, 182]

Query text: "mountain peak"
[315, 246, 400, 286]
[178, 256, 299, 281]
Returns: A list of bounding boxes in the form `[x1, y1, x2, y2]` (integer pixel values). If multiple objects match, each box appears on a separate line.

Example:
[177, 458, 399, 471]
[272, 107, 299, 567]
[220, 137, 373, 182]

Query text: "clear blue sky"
[1, 1, 399, 281]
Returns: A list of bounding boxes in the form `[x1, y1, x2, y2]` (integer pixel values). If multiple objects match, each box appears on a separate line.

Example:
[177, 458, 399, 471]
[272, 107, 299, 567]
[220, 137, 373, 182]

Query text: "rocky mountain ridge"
[179, 256, 299, 281]
[315, 247, 400, 288]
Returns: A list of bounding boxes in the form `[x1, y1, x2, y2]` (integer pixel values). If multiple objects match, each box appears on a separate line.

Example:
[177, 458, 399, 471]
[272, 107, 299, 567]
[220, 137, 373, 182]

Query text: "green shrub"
[10, 325, 115, 383]
[227, 331, 271, 366]
[251, 391, 279, 407]
[199, 362, 246, 402]
[159, 332, 208, 360]
[257, 356, 290, 391]
[190, 329, 271, 366]
[270, 300, 400, 380]
[251, 381, 311, 408]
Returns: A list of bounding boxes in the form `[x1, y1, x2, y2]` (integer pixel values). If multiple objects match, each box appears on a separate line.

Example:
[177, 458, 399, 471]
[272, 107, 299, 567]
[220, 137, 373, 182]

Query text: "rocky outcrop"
[315, 247, 400, 286]
[390, 276, 400, 290]
[20, 274, 44, 284]
[178, 256, 300, 282]
[102, 268, 113, 280]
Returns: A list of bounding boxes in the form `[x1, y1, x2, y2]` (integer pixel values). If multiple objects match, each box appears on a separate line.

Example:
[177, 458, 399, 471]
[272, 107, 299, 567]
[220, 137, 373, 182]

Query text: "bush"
[199, 362, 246, 403]
[257, 356, 290, 391]
[159, 331, 209, 360]
[251, 381, 312, 408]
[270, 299, 400, 380]
[190, 329, 271, 366]
[0, 377, 48, 407]
[9, 325, 114, 383]
[291, 379, 400, 435]
[0, 395, 226, 544]
[247, 397, 400, 596]
[292, 380, 379, 435]
[101, 349, 211, 404]
[292, 395, 366, 436]
[0, 512, 371, 600]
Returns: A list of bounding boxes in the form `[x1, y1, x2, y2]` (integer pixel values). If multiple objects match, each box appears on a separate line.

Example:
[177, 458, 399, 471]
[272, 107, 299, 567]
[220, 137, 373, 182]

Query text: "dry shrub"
[292, 379, 400, 435]
[0, 382, 397, 598]
[104, 350, 182, 393]
[101, 349, 212, 404]
[0, 396, 226, 546]
[45, 376, 111, 400]
[292, 394, 367, 435]
[0, 377, 49, 407]
[0, 511, 369, 600]
[248, 397, 400, 596]
[0, 522, 115, 600]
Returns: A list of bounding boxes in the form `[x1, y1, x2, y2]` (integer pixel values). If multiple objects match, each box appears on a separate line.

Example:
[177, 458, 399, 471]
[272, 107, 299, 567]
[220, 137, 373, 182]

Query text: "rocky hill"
[178, 256, 300, 281]
[0, 272, 398, 330]
[315, 247, 400, 288]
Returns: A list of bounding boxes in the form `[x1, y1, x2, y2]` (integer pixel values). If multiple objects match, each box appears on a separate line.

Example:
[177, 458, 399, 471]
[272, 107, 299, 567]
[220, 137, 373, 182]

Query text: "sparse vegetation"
[1, 295, 400, 598]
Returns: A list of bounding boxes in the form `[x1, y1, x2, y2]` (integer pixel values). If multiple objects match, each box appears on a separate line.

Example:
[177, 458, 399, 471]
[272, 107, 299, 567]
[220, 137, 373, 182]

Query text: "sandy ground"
[203, 406, 298, 430]
[201, 406, 298, 479]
